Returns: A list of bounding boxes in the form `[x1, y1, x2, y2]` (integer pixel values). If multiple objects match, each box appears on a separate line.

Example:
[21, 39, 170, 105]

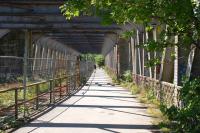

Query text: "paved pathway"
[15, 69, 157, 133]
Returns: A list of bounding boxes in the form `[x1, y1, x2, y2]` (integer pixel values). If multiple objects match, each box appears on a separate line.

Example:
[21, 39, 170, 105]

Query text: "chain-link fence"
[0, 55, 94, 131]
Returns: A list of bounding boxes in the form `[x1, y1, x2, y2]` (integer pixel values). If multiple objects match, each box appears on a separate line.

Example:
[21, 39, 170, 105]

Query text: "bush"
[122, 70, 132, 82]
[95, 55, 104, 67]
[161, 78, 200, 132]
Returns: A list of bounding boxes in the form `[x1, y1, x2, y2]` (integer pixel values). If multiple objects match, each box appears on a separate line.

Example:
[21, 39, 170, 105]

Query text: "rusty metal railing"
[0, 63, 94, 130]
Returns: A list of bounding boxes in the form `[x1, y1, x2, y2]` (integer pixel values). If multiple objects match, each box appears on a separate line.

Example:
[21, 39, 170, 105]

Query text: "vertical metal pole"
[14, 89, 18, 119]
[76, 56, 80, 87]
[36, 84, 39, 110]
[49, 80, 53, 103]
[23, 30, 29, 117]
[59, 78, 62, 99]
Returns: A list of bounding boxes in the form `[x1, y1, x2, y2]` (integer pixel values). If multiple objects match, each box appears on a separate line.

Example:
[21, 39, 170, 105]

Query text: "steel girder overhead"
[0, 0, 121, 53]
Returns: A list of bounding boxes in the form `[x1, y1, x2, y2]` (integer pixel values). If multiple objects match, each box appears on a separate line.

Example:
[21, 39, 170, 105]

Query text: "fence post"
[66, 76, 68, 95]
[14, 89, 18, 119]
[36, 84, 39, 110]
[23, 30, 30, 117]
[59, 78, 62, 99]
[76, 56, 81, 88]
[49, 80, 53, 104]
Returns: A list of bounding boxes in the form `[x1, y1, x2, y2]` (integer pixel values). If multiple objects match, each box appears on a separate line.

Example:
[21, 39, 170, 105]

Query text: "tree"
[95, 55, 104, 67]
[60, 0, 200, 50]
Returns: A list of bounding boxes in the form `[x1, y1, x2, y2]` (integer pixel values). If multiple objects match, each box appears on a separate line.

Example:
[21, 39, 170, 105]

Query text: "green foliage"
[95, 55, 104, 67]
[61, 0, 200, 50]
[121, 30, 136, 39]
[145, 58, 161, 68]
[81, 53, 104, 67]
[122, 70, 132, 82]
[161, 78, 200, 132]
[81, 53, 95, 62]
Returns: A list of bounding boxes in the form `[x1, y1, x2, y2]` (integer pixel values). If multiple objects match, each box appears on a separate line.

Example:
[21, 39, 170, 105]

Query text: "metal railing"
[0, 73, 92, 121]
[0, 56, 94, 130]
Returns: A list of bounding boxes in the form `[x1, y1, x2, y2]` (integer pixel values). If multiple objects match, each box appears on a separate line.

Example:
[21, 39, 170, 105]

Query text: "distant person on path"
[94, 64, 96, 72]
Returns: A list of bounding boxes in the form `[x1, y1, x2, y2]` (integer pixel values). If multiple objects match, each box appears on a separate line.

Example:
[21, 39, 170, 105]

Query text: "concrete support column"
[116, 44, 120, 78]
[146, 31, 152, 78]
[173, 36, 178, 85]
[128, 41, 132, 70]
[186, 45, 196, 78]
[40, 47, 45, 71]
[142, 32, 145, 76]
[114, 45, 117, 74]
[33, 44, 38, 72]
[153, 28, 157, 79]
[131, 37, 136, 75]
[46, 48, 50, 71]
[136, 30, 142, 75]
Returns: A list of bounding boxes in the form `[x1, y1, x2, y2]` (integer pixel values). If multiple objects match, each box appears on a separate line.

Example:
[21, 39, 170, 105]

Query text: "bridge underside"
[1, 1, 200, 132]
[0, 0, 120, 54]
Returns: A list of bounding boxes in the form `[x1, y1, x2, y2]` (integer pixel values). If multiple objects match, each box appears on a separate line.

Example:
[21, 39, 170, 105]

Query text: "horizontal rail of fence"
[0, 74, 88, 120]
[0, 55, 94, 131]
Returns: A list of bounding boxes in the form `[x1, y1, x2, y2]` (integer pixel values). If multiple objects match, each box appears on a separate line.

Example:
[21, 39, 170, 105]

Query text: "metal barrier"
[0, 56, 94, 130]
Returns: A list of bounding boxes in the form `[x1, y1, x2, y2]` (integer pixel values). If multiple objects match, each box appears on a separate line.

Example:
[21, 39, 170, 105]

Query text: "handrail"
[0, 74, 77, 93]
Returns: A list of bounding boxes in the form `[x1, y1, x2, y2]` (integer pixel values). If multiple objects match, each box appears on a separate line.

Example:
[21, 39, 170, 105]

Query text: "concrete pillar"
[128, 41, 132, 70]
[33, 44, 38, 72]
[153, 28, 157, 79]
[190, 46, 200, 79]
[136, 30, 142, 75]
[173, 36, 178, 85]
[117, 43, 121, 77]
[146, 31, 152, 78]
[142, 32, 145, 76]
[131, 37, 136, 75]
[186, 45, 196, 78]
